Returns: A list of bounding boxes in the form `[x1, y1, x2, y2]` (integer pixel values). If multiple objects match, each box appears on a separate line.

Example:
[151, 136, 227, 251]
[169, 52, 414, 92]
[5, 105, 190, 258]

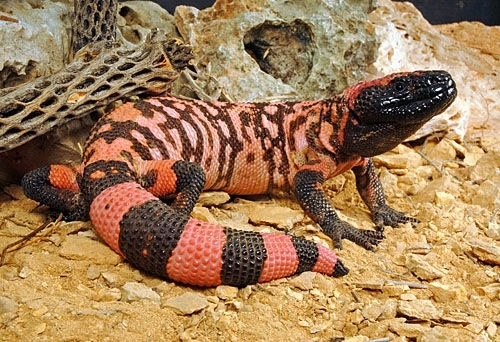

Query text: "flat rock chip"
[121, 281, 160, 303]
[164, 292, 209, 315]
[397, 299, 442, 321]
[59, 235, 122, 265]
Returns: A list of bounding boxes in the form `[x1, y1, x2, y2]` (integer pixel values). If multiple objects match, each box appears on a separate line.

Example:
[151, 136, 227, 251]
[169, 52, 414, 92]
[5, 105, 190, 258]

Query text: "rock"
[0, 1, 71, 88]
[476, 283, 500, 300]
[191, 206, 219, 224]
[428, 282, 468, 302]
[470, 152, 500, 182]
[463, 144, 485, 166]
[397, 299, 442, 321]
[288, 271, 316, 291]
[420, 325, 482, 341]
[434, 191, 455, 208]
[374, 144, 424, 170]
[215, 285, 239, 300]
[223, 200, 304, 229]
[421, 139, 457, 165]
[164, 292, 209, 315]
[197, 191, 231, 206]
[468, 239, 500, 266]
[174, 0, 377, 101]
[405, 254, 445, 280]
[0, 296, 18, 314]
[121, 282, 160, 303]
[59, 235, 123, 265]
[414, 175, 461, 204]
[93, 288, 122, 302]
[388, 318, 429, 338]
[471, 177, 500, 211]
[354, 279, 385, 291]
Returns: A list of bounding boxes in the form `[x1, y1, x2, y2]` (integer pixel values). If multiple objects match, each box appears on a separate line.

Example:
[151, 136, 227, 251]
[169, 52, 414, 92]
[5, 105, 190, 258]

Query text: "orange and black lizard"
[22, 70, 457, 287]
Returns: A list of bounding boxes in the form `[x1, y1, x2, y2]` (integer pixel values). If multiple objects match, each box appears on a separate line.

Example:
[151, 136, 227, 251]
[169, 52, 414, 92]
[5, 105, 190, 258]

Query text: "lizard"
[21, 70, 457, 287]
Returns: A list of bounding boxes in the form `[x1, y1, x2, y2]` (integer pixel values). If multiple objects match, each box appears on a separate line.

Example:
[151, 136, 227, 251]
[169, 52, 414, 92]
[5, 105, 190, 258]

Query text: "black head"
[341, 70, 457, 156]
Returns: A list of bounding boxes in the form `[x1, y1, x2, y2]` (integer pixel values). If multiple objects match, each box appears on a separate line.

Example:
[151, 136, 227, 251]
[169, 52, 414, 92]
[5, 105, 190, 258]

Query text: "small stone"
[288, 271, 316, 290]
[34, 323, 46, 335]
[429, 281, 468, 302]
[422, 139, 456, 164]
[286, 288, 304, 301]
[361, 302, 385, 321]
[197, 191, 231, 206]
[468, 239, 500, 266]
[93, 288, 122, 302]
[405, 242, 432, 255]
[476, 283, 500, 300]
[382, 284, 409, 297]
[486, 321, 497, 338]
[405, 254, 445, 280]
[400, 293, 417, 301]
[470, 152, 500, 182]
[59, 235, 122, 265]
[86, 265, 102, 280]
[191, 206, 219, 223]
[32, 306, 49, 317]
[121, 282, 160, 303]
[388, 318, 429, 337]
[471, 178, 500, 211]
[0, 296, 18, 314]
[463, 144, 485, 166]
[164, 292, 209, 315]
[18, 266, 32, 279]
[485, 218, 500, 240]
[354, 279, 384, 290]
[223, 201, 304, 229]
[397, 299, 442, 321]
[434, 191, 455, 208]
[215, 285, 239, 300]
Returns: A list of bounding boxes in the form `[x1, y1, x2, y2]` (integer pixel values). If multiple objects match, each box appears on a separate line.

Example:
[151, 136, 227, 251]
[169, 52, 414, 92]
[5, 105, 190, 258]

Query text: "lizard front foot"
[372, 204, 419, 232]
[324, 220, 385, 251]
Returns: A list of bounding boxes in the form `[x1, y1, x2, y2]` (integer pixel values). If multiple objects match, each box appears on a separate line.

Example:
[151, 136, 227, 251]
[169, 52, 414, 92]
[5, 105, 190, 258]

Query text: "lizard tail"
[90, 181, 348, 287]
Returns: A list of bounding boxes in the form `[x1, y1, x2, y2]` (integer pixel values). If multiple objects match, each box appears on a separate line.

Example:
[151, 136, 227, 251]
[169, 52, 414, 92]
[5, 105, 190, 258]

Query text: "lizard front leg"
[138, 160, 206, 217]
[293, 168, 384, 250]
[352, 158, 419, 231]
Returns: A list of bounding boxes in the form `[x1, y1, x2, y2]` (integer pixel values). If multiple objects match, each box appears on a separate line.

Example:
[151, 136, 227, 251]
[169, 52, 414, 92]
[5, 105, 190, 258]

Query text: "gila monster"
[22, 70, 457, 287]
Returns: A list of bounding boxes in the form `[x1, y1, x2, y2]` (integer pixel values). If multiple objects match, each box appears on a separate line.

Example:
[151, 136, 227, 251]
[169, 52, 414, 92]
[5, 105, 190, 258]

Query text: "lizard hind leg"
[21, 164, 89, 221]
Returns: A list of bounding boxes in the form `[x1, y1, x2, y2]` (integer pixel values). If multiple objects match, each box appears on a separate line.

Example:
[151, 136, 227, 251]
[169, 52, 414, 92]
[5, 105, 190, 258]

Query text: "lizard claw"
[325, 220, 385, 251]
[373, 204, 419, 231]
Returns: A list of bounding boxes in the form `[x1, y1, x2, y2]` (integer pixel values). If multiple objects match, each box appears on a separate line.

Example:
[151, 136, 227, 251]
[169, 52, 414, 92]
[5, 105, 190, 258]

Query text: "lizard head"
[340, 70, 457, 157]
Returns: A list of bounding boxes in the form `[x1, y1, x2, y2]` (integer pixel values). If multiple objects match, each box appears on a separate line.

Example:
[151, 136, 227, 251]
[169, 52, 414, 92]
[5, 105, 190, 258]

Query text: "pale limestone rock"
[223, 200, 304, 229]
[476, 283, 499, 301]
[197, 191, 231, 206]
[397, 299, 442, 321]
[93, 288, 122, 302]
[59, 235, 123, 265]
[215, 285, 239, 300]
[121, 281, 160, 303]
[164, 292, 209, 315]
[468, 239, 500, 266]
[0, 296, 18, 314]
[174, 0, 377, 101]
[388, 318, 429, 338]
[405, 254, 445, 280]
[434, 191, 456, 209]
[470, 152, 500, 182]
[421, 139, 457, 165]
[428, 281, 468, 302]
[0, 1, 71, 88]
[471, 177, 500, 211]
[288, 271, 316, 291]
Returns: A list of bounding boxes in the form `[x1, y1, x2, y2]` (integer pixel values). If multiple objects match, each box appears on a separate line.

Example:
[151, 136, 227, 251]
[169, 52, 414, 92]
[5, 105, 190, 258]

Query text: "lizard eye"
[393, 81, 406, 92]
